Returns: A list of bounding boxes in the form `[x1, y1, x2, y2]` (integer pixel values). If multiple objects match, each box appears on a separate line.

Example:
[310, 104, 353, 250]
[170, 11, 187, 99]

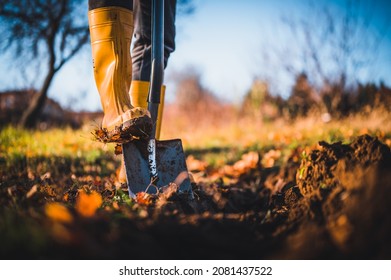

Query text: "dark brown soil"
[1, 134, 391, 259]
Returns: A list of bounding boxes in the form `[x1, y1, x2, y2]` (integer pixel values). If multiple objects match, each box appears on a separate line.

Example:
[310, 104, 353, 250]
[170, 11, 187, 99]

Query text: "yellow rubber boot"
[88, 7, 151, 141]
[129, 80, 165, 140]
[117, 80, 165, 184]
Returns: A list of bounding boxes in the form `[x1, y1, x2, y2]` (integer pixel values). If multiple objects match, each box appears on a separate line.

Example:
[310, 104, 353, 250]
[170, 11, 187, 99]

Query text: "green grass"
[0, 126, 111, 159]
[0, 126, 119, 183]
[1, 110, 391, 174]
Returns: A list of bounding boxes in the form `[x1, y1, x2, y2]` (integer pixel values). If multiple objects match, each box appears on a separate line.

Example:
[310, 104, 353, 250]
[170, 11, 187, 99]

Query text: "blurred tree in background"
[253, 0, 391, 119]
[287, 73, 320, 118]
[281, 0, 388, 89]
[0, 0, 89, 128]
[241, 80, 285, 121]
[174, 69, 224, 125]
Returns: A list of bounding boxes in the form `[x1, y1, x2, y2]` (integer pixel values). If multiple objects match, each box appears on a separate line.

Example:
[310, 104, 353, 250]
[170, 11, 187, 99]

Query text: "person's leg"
[88, 0, 152, 141]
[131, 0, 176, 81]
[129, 0, 176, 138]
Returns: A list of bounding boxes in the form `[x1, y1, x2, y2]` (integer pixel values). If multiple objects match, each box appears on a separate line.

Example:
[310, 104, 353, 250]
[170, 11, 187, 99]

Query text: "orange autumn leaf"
[62, 193, 69, 202]
[92, 128, 107, 141]
[26, 184, 38, 199]
[240, 151, 259, 169]
[262, 149, 282, 168]
[45, 202, 73, 224]
[75, 190, 102, 217]
[220, 151, 260, 178]
[186, 155, 208, 172]
[112, 201, 119, 210]
[136, 192, 154, 206]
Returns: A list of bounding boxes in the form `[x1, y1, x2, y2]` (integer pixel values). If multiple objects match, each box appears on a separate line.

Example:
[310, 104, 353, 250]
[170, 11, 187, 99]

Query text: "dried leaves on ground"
[1, 130, 391, 259]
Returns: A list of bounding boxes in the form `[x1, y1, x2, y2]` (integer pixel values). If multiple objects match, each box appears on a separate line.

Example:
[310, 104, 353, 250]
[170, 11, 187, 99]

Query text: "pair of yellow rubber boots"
[88, 7, 164, 182]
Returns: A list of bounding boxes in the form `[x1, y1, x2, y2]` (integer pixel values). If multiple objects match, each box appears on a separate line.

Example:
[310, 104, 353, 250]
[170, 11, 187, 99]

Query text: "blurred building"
[0, 90, 102, 129]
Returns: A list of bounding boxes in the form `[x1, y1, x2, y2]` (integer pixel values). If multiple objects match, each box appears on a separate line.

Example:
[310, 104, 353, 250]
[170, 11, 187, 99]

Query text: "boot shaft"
[88, 7, 133, 130]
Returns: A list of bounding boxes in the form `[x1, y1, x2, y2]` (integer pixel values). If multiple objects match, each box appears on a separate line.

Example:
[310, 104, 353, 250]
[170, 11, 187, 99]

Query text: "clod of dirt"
[91, 115, 153, 144]
[297, 134, 391, 196]
[290, 134, 391, 258]
[92, 127, 137, 144]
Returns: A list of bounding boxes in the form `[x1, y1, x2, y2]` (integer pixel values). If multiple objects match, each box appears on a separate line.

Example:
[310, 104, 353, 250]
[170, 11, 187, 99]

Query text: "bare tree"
[172, 68, 229, 126]
[290, 0, 388, 88]
[0, 0, 89, 128]
[260, 0, 389, 97]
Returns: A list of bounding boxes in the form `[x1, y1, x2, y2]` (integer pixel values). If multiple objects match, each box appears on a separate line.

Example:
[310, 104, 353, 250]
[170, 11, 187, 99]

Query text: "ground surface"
[1, 116, 391, 259]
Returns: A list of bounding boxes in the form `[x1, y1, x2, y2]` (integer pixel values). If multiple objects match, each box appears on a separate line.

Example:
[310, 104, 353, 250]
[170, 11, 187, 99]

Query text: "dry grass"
[160, 106, 391, 151]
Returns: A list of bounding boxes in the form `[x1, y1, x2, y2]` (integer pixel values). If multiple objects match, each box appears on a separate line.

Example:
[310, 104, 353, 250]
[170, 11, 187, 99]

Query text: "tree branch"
[55, 28, 89, 72]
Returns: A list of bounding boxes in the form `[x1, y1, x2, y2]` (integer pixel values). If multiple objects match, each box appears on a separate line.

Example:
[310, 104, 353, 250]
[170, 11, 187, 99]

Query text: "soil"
[1, 134, 391, 259]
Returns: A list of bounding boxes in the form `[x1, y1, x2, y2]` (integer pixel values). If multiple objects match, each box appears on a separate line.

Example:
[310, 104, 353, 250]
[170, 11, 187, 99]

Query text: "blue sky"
[169, 0, 391, 102]
[0, 0, 390, 111]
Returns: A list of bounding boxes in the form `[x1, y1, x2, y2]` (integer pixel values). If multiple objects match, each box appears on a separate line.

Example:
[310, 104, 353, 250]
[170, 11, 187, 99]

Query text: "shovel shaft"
[148, 0, 164, 119]
[147, 0, 164, 177]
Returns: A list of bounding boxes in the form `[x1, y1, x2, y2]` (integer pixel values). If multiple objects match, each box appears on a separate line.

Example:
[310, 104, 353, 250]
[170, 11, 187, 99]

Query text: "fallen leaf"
[7, 186, 14, 197]
[114, 144, 122, 155]
[219, 151, 259, 178]
[75, 190, 102, 217]
[262, 149, 281, 168]
[159, 183, 178, 199]
[241, 151, 259, 169]
[26, 184, 38, 198]
[45, 202, 73, 223]
[136, 192, 154, 206]
[41, 185, 57, 197]
[186, 155, 208, 172]
[40, 172, 51, 180]
[62, 193, 69, 202]
[92, 128, 107, 142]
[112, 201, 119, 210]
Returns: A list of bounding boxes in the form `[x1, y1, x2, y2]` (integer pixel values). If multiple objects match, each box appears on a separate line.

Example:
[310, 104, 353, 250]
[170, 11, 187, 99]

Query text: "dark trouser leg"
[88, 0, 133, 10]
[132, 0, 177, 81]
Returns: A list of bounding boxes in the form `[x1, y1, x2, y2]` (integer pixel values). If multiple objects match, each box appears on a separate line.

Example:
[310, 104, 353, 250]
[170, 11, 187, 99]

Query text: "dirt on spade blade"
[1, 134, 391, 259]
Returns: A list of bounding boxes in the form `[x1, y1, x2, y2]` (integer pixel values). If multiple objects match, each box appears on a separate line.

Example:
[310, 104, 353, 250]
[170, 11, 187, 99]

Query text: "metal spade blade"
[122, 139, 192, 198]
